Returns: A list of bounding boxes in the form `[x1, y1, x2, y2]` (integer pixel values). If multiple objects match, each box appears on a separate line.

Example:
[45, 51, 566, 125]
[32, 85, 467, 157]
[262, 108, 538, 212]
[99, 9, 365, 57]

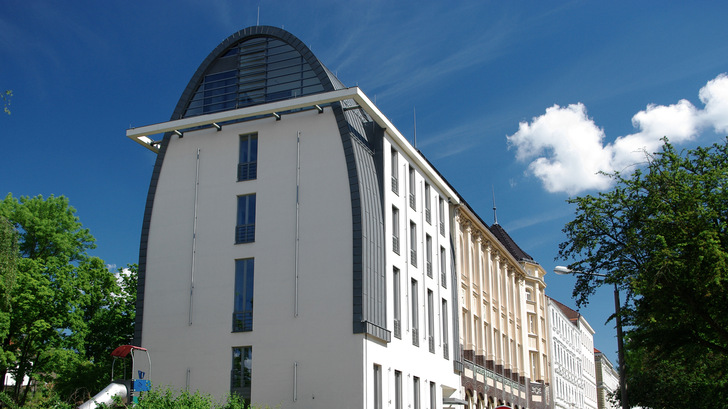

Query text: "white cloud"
[508, 73, 728, 194]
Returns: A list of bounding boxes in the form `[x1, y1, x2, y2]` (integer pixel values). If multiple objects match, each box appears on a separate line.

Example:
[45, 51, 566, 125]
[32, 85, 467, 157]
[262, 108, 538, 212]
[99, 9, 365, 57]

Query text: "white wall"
[142, 108, 364, 408]
[365, 136, 461, 409]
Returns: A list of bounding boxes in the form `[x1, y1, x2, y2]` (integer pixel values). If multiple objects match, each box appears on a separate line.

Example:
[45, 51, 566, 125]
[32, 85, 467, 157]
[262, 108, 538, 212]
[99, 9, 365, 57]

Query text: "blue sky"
[3, 0, 728, 367]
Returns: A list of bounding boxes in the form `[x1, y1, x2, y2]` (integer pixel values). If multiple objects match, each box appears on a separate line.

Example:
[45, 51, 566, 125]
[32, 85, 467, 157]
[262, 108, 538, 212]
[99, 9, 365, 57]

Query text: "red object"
[111, 345, 148, 358]
[496, 406, 512, 409]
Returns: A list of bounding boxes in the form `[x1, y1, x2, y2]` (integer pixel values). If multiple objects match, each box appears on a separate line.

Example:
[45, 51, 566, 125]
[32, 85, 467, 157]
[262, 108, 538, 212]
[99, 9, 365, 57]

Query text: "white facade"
[547, 298, 597, 409]
[130, 26, 461, 409]
[594, 350, 619, 409]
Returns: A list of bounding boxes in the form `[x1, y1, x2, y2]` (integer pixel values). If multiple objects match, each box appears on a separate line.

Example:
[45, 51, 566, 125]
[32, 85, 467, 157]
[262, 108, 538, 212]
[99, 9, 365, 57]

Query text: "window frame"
[235, 194, 256, 244]
[393, 267, 402, 339]
[411, 278, 419, 346]
[230, 346, 252, 402]
[238, 133, 258, 181]
[232, 258, 254, 332]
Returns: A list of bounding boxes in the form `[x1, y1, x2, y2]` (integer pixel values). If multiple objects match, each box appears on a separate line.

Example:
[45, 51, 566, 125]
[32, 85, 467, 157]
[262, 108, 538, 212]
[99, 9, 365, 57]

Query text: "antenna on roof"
[256, 5, 260, 26]
[413, 107, 417, 148]
[492, 185, 498, 225]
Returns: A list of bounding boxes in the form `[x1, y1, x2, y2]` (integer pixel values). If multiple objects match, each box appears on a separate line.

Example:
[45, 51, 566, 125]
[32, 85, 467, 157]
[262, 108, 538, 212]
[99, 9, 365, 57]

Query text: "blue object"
[133, 379, 151, 392]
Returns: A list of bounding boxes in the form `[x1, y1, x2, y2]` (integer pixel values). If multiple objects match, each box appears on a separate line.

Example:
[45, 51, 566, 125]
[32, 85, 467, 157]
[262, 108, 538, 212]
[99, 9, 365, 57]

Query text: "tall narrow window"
[430, 382, 437, 409]
[373, 364, 382, 409]
[411, 279, 419, 346]
[231, 346, 252, 402]
[424, 183, 431, 224]
[238, 133, 258, 181]
[442, 299, 449, 360]
[393, 267, 402, 339]
[427, 289, 435, 353]
[426, 234, 432, 277]
[394, 370, 402, 409]
[440, 246, 447, 288]
[233, 259, 254, 332]
[413, 376, 421, 409]
[236, 194, 256, 243]
[391, 148, 399, 194]
[438, 197, 445, 236]
[410, 222, 417, 267]
[392, 207, 400, 255]
[409, 166, 416, 210]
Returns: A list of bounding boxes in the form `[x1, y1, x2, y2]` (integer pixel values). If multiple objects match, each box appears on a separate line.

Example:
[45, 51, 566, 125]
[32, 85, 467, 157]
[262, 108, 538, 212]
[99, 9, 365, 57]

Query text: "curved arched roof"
[169, 25, 343, 121]
[135, 26, 389, 345]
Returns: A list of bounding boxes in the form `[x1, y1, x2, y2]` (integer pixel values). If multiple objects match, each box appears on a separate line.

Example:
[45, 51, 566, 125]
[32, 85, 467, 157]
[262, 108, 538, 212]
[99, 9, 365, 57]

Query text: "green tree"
[2, 90, 11, 115]
[0, 194, 136, 406]
[558, 138, 728, 408]
[0, 217, 18, 371]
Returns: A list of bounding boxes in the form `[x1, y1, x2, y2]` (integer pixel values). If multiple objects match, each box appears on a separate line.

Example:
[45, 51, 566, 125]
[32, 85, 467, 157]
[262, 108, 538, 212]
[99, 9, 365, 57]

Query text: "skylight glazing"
[184, 37, 324, 118]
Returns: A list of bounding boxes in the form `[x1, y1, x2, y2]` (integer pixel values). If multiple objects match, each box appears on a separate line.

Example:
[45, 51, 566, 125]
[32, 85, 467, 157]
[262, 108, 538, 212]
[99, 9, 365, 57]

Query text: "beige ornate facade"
[455, 205, 550, 409]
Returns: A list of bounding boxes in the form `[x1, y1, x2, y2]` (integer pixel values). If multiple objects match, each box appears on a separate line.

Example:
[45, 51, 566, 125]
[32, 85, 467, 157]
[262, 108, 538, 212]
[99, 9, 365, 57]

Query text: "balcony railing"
[237, 162, 258, 181]
[426, 261, 432, 277]
[391, 177, 399, 194]
[393, 236, 400, 254]
[394, 319, 401, 339]
[409, 193, 416, 210]
[428, 335, 435, 353]
[232, 311, 253, 332]
[235, 224, 255, 244]
[410, 249, 417, 267]
[412, 328, 419, 346]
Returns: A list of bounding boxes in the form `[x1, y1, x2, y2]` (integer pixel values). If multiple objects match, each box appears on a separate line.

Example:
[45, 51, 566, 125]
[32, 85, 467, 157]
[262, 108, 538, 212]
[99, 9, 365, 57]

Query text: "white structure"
[594, 349, 619, 409]
[546, 298, 597, 409]
[129, 26, 461, 409]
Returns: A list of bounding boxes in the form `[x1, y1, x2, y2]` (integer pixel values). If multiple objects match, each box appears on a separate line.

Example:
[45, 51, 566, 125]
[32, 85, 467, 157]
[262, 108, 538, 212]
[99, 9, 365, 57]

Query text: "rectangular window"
[413, 376, 421, 409]
[233, 259, 254, 332]
[410, 222, 417, 267]
[393, 267, 402, 339]
[409, 166, 416, 210]
[438, 197, 445, 236]
[442, 299, 449, 360]
[426, 234, 432, 277]
[373, 364, 382, 409]
[411, 279, 419, 346]
[430, 382, 436, 409]
[392, 207, 400, 255]
[231, 346, 252, 403]
[238, 133, 258, 181]
[236, 194, 256, 243]
[427, 289, 434, 353]
[395, 370, 403, 409]
[440, 246, 447, 288]
[391, 148, 399, 194]
[425, 183, 431, 224]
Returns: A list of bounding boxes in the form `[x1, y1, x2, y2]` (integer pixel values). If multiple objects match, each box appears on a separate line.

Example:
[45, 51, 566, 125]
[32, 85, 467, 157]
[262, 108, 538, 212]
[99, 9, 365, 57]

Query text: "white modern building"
[128, 26, 462, 409]
[546, 298, 597, 409]
[594, 349, 618, 409]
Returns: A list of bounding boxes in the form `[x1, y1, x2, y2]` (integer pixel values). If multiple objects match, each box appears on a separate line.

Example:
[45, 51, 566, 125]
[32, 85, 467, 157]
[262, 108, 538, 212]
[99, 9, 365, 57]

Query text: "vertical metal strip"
[295, 131, 301, 317]
[293, 361, 298, 401]
[189, 148, 200, 326]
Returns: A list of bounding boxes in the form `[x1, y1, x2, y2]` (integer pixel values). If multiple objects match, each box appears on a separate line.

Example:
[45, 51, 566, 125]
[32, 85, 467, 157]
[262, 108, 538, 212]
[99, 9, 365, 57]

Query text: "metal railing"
[232, 311, 253, 332]
[235, 224, 256, 243]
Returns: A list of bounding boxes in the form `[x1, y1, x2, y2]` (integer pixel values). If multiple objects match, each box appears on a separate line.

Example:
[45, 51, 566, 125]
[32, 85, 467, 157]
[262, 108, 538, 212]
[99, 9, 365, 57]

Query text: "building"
[594, 349, 618, 409]
[128, 26, 462, 409]
[455, 204, 550, 409]
[546, 298, 597, 409]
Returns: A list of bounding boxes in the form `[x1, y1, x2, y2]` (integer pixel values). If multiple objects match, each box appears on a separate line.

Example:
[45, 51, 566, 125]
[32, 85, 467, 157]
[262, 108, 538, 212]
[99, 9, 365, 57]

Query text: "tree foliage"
[559, 138, 728, 408]
[0, 194, 136, 406]
[2, 90, 11, 115]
